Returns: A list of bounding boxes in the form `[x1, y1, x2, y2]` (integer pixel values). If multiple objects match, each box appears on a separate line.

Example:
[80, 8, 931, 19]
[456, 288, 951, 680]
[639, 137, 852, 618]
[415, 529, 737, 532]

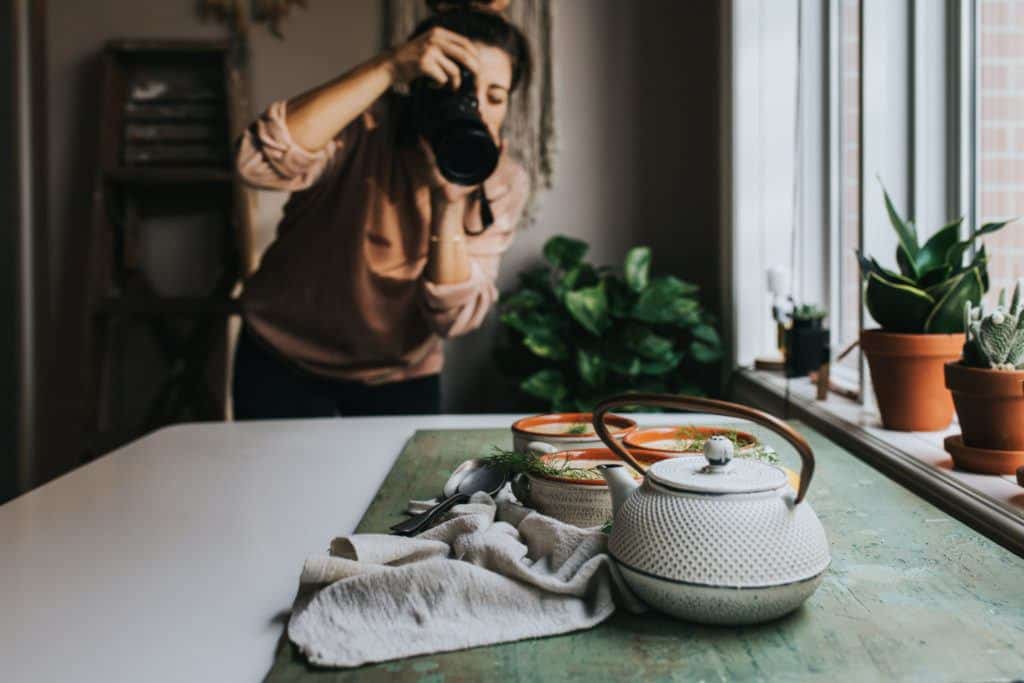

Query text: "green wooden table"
[266, 423, 1024, 682]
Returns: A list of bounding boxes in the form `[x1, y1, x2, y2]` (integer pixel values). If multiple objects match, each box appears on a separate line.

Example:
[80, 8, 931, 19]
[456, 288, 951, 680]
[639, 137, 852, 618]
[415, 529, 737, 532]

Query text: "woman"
[233, 7, 531, 419]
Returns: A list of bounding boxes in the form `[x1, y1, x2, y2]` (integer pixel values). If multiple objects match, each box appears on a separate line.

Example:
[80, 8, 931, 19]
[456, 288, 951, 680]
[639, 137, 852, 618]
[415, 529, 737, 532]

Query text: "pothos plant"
[496, 235, 723, 411]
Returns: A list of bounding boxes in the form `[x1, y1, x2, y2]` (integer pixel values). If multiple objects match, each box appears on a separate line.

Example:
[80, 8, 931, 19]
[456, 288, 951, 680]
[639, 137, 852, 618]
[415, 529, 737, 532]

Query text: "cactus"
[963, 280, 1024, 371]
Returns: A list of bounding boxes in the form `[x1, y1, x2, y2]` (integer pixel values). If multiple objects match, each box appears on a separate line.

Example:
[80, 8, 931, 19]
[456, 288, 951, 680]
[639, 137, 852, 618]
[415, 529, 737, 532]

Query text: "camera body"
[410, 64, 500, 186]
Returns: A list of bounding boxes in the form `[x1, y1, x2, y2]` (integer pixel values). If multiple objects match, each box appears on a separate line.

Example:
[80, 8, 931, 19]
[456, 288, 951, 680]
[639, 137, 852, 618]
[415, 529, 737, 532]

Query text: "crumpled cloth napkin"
[288, 492, 645, 668]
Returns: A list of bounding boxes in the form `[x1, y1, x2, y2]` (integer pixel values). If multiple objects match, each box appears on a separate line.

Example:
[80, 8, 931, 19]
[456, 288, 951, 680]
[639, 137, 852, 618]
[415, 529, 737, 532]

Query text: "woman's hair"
[410, 8, 532, 94]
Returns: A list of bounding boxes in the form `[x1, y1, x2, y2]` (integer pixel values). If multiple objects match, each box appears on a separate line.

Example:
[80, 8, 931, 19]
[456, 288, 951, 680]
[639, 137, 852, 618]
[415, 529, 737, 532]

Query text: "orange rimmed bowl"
[511, 412, 637, 457]
[624, 426, 760, 455]
[624, 426, 800, 491]
[512, 447, 669, 528]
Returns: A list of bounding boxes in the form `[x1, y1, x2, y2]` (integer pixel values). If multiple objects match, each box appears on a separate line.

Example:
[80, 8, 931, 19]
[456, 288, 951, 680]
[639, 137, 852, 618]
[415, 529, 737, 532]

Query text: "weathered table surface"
[266, 423, 1024, 682]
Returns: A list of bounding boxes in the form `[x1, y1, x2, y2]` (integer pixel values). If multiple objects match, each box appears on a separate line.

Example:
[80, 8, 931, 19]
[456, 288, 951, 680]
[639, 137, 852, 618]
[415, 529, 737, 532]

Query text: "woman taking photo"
[234, 6, 531, 419]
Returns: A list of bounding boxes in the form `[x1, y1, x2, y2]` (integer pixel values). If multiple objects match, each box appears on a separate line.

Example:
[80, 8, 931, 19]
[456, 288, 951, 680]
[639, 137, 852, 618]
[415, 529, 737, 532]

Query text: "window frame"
[727, 0, 981, 405]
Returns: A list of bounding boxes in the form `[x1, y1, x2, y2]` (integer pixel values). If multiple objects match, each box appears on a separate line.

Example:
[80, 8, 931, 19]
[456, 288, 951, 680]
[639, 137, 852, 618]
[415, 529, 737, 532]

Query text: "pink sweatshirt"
[236, 99, 529, 384]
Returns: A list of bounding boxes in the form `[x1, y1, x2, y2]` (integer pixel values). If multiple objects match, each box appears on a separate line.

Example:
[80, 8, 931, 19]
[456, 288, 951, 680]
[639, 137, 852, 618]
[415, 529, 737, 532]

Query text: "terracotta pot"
[944, 362, 1024, 452]
[861, 329, 964, 431]
[943, 435, 1024, 475]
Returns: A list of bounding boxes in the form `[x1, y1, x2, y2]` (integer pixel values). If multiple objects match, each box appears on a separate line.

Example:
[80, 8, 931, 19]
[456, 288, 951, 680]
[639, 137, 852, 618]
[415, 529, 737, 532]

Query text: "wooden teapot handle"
[592, 393, 816, 504]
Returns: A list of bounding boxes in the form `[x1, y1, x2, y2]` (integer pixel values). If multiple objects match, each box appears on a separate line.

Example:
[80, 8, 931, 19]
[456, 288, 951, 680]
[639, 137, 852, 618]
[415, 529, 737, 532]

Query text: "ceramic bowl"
[625, 426, 800, 491]
[624, 426, 760, 455]
[511, 447, 670, 528]
[511, 412, 636, 458]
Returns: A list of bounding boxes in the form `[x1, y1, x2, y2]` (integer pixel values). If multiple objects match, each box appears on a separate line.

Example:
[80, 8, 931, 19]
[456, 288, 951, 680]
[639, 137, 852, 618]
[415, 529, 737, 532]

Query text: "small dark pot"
[792, 317, 825, 331]
[785, 325, 829, 378]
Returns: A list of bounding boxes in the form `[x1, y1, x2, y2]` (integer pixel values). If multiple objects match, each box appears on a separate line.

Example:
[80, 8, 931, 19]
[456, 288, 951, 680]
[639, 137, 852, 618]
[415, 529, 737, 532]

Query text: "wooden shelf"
[97, 295, 241, 317]
[105, 167, 234, 185]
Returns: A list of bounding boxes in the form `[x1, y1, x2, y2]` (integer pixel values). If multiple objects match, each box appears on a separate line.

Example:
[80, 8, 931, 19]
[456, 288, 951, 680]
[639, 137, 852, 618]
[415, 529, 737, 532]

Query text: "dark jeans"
[232, 326, 441, 420]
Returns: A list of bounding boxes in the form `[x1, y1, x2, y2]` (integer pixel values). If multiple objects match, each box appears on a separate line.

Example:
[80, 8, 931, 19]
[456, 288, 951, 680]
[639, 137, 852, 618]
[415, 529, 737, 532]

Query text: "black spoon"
[390, 464, 508, 536]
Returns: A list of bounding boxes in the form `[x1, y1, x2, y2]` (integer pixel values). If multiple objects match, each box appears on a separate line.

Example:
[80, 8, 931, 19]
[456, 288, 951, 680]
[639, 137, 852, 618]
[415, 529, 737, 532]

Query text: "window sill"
[732, 367, 1024, 557]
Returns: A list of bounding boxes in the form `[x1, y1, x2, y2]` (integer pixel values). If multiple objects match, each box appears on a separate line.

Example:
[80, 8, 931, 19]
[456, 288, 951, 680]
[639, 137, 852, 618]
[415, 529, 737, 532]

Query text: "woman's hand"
[388, 27, 481, 90]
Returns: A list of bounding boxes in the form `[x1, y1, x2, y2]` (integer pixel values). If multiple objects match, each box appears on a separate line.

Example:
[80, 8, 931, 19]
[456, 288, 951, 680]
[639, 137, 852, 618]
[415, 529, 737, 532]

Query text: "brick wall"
[979, 0, 1024, 297]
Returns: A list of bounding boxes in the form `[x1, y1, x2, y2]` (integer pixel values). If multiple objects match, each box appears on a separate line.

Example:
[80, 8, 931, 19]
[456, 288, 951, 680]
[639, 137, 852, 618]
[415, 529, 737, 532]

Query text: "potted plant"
[857, 186, 1012, 430]
[943, 282, 1024, 474]
[785, 304, 829, 378]
[496, 235, 723, 411]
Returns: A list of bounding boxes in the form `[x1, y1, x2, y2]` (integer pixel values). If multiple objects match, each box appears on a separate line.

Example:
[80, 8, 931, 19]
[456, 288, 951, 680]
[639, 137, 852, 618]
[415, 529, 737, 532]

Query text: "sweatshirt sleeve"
[419, 163, 531, 338]
[235, 100, 351, 192]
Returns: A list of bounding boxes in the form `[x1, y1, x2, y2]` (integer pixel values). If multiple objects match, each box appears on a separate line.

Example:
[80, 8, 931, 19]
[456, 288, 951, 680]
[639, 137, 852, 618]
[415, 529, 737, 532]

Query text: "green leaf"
[864, 272, 935, 333]
[500, 288, 545, 311]
[624, 246, 651, 293]
[565, 282, 611, 336]
[522, 329, 568, 360]
[519, 265, 553, 294]
[606, 350, 643, 376]
[604, 277, 635, 317]
[857, 251, 917, 286]
[499, 310, 561, 337]
[520, 369, 567, 402]
[559, 263, 598, 294]
[896, 244, 919, 280]
[916, 219, 962, 274]
[576, 348, 606, 387]
[881, 181, 919, 260]
[975, 219, 1014, 238]
[689, 340, 723, 364]
[638, 351, 684, 374]
[632, 276, 700, 324]
[918, 265, 953, 289]
[691, 323, 722, 347]
[624, 324, 676, 361]
[923, 268, 984, 333]
[542, 235, 588, 269]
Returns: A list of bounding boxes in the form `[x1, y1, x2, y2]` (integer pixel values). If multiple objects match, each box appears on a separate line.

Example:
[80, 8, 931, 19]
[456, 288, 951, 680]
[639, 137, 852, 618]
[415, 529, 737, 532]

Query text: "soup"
[529, 422, 597, 436]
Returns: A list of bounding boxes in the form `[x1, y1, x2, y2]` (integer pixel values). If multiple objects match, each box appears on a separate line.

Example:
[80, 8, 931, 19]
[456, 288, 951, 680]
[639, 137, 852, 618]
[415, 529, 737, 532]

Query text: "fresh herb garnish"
[484, 447, 600, 480]
[565, 423, 589, 435]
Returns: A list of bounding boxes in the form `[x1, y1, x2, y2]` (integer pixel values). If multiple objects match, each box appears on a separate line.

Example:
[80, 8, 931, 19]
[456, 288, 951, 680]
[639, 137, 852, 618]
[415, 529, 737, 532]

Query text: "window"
[978, 0, 1024, 296]
[730, 0, 1018, 404]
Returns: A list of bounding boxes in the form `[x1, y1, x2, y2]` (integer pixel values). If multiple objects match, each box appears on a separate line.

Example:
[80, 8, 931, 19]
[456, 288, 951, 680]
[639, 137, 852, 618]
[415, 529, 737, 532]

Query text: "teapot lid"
[647, 436, 787, 494]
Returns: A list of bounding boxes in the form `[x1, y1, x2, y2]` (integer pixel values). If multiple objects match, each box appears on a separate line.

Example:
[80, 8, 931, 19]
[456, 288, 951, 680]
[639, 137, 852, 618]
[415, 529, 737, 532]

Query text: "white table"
[1, 413, 704, 683]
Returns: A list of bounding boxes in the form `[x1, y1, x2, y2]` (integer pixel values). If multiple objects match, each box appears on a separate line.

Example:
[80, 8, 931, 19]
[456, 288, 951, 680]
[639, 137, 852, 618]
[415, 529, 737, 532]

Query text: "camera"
[410, 63, 500, 186]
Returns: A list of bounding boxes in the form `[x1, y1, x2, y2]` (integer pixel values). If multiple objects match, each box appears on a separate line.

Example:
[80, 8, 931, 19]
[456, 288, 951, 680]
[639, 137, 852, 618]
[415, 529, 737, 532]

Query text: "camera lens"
[411, 63, 500, 186]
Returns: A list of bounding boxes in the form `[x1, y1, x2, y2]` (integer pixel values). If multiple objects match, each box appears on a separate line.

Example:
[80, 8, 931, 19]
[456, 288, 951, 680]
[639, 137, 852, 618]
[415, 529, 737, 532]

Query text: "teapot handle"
[592, 393, 816, 505]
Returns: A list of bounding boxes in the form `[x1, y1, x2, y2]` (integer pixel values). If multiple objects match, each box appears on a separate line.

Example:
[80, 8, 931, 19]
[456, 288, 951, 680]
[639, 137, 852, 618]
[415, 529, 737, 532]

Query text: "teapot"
[593, 393, 830, 625]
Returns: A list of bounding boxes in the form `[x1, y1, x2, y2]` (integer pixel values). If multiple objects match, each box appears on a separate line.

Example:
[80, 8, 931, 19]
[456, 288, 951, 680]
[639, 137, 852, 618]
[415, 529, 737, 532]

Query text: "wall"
[41, 0, 720, 480]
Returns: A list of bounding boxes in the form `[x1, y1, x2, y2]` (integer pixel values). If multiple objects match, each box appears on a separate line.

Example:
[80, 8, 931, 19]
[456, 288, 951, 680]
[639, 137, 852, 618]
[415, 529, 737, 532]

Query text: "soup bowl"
[511, 412, 637, 458]
[625, 426, 800, 490]
[511, 447, 672, 528]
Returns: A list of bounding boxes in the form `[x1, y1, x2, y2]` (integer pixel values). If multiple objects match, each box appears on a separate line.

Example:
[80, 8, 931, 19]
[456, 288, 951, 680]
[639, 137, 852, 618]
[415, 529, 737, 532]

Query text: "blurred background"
[1, 1, 723, 500]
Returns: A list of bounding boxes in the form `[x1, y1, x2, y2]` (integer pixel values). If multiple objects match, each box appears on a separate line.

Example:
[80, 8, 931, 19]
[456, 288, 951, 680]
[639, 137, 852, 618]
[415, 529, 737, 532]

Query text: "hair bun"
[426, 0, 509, 14]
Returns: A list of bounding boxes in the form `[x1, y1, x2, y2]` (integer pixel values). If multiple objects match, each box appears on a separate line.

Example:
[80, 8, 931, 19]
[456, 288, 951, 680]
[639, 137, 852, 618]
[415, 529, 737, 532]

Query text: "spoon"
[390, 464, 508, 536]
[405, 458, 486, 514]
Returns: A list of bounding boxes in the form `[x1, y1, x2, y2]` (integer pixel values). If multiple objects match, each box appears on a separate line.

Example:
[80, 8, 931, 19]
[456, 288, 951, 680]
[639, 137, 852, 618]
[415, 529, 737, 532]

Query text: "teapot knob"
[703, 436, 734, 469]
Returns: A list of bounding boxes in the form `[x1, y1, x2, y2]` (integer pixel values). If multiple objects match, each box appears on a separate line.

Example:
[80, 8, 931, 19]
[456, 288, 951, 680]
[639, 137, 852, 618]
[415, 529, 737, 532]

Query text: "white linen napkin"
[288, 492, 645, 668]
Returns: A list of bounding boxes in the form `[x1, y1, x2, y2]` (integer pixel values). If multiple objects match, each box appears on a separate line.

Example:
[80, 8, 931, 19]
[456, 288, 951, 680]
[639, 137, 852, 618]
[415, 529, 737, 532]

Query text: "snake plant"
[857, 183, 1013, 333]
[963, 281, 1024, 371]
